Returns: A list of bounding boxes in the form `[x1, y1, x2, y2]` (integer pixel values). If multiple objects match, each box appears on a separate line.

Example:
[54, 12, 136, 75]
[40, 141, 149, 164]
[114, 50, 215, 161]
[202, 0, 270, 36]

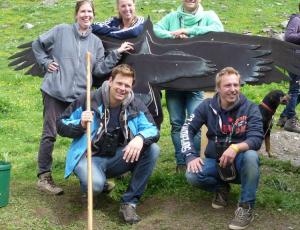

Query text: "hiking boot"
[119, 204, 141, 224]
[284, 117, 300, 133]
[229, 203, 254, 230]
[277, 116, 287, 127]
[37, 172, 64, 195]
[176, 164, 187, 173]
[102, 180, 115, 194]
[212, 184, 230, 209]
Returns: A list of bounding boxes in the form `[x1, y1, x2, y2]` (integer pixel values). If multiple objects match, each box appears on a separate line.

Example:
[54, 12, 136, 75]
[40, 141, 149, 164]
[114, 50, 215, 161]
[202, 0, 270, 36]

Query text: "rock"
[262, 27, 272, 33]
[281, 20, 288, 29]
[220, 4, 228, 10]
[42, 0, 58, 6]
[242, 31, 252, 35]
[1, 2, 10, 8]
[23, 23, 34, 30]
[151, 9, 167, 14]
[272, 33, 284, 41]
[259, 130, 300, 167]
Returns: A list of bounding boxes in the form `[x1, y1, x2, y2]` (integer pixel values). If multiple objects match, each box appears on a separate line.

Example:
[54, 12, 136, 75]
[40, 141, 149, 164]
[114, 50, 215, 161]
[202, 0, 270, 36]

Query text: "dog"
[259, 90, 290, 157]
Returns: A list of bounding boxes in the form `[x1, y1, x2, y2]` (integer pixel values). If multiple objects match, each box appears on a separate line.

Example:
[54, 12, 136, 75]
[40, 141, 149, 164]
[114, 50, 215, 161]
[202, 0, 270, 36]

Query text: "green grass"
[0, 0, 300, 229]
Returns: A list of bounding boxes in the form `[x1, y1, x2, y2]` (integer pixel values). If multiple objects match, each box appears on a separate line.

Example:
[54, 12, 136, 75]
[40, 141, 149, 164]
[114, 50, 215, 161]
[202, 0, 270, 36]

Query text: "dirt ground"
[6, 129, 300, 230]
[259, 130, 300, 167]
[29, 190, 299, 230]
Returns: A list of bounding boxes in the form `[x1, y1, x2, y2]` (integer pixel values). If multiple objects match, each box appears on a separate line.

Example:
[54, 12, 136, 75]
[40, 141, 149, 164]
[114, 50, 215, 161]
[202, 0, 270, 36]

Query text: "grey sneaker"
[284, 117, 300, 133]
[119, 204, 141, 224]
[176, 165, 187, 173]
[37, 172, 64, 195]
[229, 203, 254, 230]
[277, 116, 287, 127]
[212, 184, 230, 209]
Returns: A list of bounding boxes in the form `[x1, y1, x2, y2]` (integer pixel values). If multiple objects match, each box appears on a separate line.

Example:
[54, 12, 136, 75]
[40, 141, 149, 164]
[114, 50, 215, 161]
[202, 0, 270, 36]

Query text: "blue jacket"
[181, 94, 263, 163]
[57, 83, 159, 178]
[92, 16, 144, 39]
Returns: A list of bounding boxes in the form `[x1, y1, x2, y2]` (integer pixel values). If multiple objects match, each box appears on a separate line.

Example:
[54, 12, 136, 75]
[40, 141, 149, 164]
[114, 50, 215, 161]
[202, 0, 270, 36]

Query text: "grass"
[0, 0, 300, 229]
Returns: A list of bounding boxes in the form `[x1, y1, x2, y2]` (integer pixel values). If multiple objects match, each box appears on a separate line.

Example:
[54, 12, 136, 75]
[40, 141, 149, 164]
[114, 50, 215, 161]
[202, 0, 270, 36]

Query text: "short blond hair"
[111, 64, 136, 85]
[215, 67, 241, 90]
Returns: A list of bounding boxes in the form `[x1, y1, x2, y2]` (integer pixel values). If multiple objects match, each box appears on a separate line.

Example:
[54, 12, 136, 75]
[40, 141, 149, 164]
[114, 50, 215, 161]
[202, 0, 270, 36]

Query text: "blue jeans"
[74, 143, 160, 205]
[166, 90, 204, 165]
[186, 150, 260, 207]
[280, 72, 300, 119]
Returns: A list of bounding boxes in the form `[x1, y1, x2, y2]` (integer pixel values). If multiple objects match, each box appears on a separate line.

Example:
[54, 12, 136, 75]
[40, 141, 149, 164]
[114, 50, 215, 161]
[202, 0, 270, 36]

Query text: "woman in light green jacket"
[154, 0, 223, 172]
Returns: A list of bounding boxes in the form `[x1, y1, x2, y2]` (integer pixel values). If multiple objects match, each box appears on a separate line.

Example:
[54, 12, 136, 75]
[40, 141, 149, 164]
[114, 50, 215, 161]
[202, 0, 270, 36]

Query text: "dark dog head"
[262, 90, 290, 109]
[279, 92, 290, 105]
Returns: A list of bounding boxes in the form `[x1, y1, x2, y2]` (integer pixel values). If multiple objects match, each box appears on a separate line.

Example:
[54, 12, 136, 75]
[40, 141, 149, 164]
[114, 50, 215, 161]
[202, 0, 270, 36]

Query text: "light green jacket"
[154, 5, 224, 38]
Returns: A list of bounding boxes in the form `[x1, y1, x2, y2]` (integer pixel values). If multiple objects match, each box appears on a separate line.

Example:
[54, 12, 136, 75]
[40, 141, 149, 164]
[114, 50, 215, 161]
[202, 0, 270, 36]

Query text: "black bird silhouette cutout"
[9, 18, 298, 113]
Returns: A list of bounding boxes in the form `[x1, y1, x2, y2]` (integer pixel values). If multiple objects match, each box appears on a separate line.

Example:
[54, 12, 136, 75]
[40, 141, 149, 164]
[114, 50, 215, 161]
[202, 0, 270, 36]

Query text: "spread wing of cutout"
[9, 18, 299, 94]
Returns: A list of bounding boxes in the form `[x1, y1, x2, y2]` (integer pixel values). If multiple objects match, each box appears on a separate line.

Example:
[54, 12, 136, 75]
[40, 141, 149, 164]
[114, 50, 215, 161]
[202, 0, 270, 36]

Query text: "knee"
[171, 123, 183, 133]
[186, 172, 197, 185]
[186, 171, 204, 187]
[146, 143, 160, 161]
[243, 150, 259, 166]
[42, 135, 56, 143]
[93, 177, 106, 193]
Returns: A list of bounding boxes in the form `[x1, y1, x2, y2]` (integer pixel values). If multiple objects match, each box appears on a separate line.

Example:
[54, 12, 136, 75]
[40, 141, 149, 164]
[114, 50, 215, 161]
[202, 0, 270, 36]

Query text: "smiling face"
[182, 0, 200, 12]
[217, 73, 240, 109]
[75, 2, 94, 32]
[117, 0, 136, 22]
[109, 73, 134, 107]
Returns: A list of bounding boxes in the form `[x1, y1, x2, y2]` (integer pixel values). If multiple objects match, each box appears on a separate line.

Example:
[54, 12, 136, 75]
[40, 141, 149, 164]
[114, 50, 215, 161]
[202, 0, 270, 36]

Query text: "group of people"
[30, 0, 299, 229]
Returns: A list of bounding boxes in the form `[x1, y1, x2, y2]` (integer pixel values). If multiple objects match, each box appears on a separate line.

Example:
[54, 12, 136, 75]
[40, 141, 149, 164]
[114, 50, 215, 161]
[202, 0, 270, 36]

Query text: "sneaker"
[119, 204, 141, 224]
[212, 184, 230, 209]
[284, 117, 300, 133]
[37, 172, 64, 195]
[228, 203, 254, 230]
[176, 165, 187, 173]
[277, 116, 287, 127]
[102, 180, 115, 194]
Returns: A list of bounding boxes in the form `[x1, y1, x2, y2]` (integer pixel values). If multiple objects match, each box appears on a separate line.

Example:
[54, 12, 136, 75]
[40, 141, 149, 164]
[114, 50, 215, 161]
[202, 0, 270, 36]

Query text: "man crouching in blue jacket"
[181, 67, 263, 230]
[57, 64, 160, 224]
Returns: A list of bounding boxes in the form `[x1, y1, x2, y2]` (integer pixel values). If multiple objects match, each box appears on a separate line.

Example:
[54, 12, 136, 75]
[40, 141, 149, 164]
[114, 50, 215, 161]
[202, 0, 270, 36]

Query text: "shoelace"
[234, 207, 250, 221]
[44, 175, 56, 187]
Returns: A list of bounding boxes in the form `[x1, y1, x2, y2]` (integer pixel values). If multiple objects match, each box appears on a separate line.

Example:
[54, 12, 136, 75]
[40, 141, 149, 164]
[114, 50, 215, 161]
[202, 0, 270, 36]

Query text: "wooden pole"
[86, 52, 93, 230]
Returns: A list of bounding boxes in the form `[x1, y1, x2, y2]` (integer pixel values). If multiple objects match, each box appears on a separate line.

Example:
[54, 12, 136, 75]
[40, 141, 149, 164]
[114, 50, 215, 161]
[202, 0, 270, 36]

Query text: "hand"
[122, 136, 144, 163]
[187, 157, 204, 173]
[117, 41, 134, 54]
[219, 147, 236, 168]
[178, 34, 188, 39]
[170, 29, 188, 38]
[47, 61, 59, 72]
[80, 111, 94, 129]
